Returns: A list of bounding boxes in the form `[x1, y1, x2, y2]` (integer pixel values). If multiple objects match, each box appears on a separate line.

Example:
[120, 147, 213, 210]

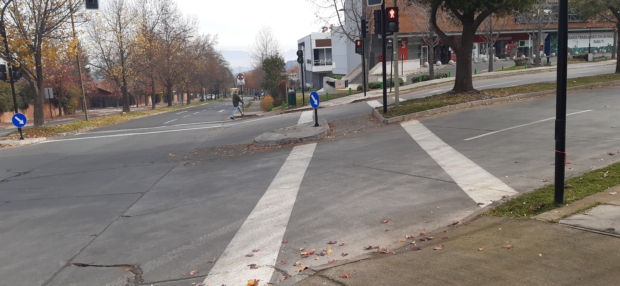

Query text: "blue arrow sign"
[12, 113, 27, 128]
[310, 92, 320, 109]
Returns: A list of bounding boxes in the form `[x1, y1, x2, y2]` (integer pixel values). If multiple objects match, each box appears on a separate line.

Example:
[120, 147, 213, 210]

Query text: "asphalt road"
[1, 65, 619, 285]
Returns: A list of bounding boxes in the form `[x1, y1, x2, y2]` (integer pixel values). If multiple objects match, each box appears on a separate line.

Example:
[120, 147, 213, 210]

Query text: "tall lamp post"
[0, 0, 24, 140]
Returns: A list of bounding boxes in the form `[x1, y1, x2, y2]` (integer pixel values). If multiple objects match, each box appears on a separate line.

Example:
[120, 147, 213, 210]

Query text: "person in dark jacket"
[231, 93, 244, 120]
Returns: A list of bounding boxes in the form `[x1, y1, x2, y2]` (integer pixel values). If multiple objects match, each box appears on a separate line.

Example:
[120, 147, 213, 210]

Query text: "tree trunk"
[186, 89, 191, 105]
[452, 27, 475, 93]
[166, 84, 173, 106]
[121, 84, 130, 112]
[536, 29, 543, 66]
[487, 44, 492, 72]
[151, 75, 157, 110]
[33, 54, 45, 127]
[614, 25, 618, 60]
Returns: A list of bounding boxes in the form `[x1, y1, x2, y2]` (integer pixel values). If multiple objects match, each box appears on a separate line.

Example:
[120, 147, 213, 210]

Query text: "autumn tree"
[2, 0, 81, 127]
[262, 54, 286, 101]
[418, 0, 536, 93]
[85, 0, 138, 112]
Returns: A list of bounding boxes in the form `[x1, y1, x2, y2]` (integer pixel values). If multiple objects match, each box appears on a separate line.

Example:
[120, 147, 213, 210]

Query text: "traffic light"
[361, 19, 368, 39]
[373, 10, 382, 35]
[385, 7, 399, 33]
[0, 65, 6, 81]
[355, 39, 363, 55]
[296, 50, 304, 64]
[11, 67, 21, 81]
[85, 0, 98, 9]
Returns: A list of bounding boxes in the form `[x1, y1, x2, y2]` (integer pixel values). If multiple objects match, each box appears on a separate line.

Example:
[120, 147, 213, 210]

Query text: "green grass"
[3, 102, 208, 139]
[278, 90, 359, 110]
[486, 163, 620, 218]
[243, 101, 252, 112]
[383, 73, 620, 118]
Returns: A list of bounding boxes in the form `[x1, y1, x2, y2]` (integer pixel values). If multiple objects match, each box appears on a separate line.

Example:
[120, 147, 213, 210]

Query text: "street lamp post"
[0, 0, 24, 140]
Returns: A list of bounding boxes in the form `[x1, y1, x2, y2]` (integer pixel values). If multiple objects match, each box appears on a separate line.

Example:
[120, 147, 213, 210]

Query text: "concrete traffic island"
[254, 119, 329, 146]
[0, 137, 46, 147]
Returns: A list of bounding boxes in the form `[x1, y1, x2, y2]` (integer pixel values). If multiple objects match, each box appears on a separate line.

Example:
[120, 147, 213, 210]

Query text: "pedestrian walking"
[231, 92, 244, 120]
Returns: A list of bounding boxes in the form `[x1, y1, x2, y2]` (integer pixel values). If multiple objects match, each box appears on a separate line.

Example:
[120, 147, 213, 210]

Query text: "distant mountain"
[285, 61, 298, 70]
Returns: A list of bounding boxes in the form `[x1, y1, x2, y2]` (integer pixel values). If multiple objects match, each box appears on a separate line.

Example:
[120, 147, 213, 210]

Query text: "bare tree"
[480, 14, 508, 72]
[3, 0, 81, 126]
[85, 0, 138, 112]
[403, 1, 442, 80]
[249, 25, 281, 69]
[515, 0, 557, 66]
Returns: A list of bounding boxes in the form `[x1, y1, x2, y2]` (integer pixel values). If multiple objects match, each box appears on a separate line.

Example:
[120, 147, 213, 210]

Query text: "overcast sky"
[175, 0, 322, 54]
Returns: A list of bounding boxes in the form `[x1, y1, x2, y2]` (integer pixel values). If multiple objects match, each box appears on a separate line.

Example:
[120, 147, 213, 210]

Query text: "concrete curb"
[372, 80, 620, 124]
[0, 137, 47, 147]
[253, 119, 330, 146]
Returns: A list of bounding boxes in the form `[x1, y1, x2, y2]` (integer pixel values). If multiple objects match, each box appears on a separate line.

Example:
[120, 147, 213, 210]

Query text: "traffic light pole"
[362, 38, 366, 97]
[1, 0, 24, 140]
[301, 62, 305, 106]
[554, 0, 568, 205]
[381, 2, 387, 114]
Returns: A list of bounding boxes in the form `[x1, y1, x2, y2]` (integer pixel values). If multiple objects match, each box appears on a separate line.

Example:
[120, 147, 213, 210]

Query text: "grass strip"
[3, 102, 207, 139]
[243, 101, 252, 112]
[486, 162, 620, 218]
[383, 73, 620, 118]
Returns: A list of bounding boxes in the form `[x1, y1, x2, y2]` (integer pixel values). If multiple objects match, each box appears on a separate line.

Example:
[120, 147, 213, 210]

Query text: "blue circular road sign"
[310, 92, 320, 109]
[12, 113, 27, 128]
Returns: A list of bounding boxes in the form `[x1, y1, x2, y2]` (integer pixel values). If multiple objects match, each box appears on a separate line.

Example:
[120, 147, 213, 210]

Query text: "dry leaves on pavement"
[208, 257, 217, 263]
[189, 270, 198, 276]
[327, 241, 338, 245]
[434, 245, 444, 250]
[503, 245, 513, 249]
[328, 259, 339, 263]
[326, 247, 333, 255]
[340, 273, 352, 279]
[246, 279, 260, 286]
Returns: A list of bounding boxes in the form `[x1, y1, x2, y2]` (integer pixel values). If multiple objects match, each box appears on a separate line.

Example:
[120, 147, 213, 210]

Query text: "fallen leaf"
[411, 247, 421, 251]
[169, 154, 175, 157]
[379, 248, 396, 254]
[294, 261, 301, 267]
[328, 259, 339, 263]
[315, 256, 320, 260]
[246, 280, 260, 286]
[541, 179, 549, 182]
[327, 241, 338, 245]
[340, 273, 352, 279]
[280, 260, 287, 265]
[478, 248, 483, 251]
[477, 202, 485, 206]
[604, 171, 609, 178]
[326, 247, 333, 255]
[282, 240, 288, 244]
[281, 275, 291, 281]
[538, 253, 542, 257]
[565, 184, 572, 189]
[299, 247, 305, 251]
[398, 238, 405, 242]
[301, 254, 310, 259]
[189, 270, 198, 276]
[610, 192, 618, 195]
[420, 231, 426, 235]
[405, 235, 414, 239]
[442, 236, 449, 240]
[434, 245, 444, 250]
[252, 249, 259, 252]
[245, 254, 254, 257]
[363, 245, 374, 250]
[425, 237, 434, 241]
[341, 253, 348, 257]
[340, 241, 346, 246]
[208, 257, 217, 263]
[248, 264, 259, 269]
[382, 219, 390, 223]
[503, 245, 513, 249]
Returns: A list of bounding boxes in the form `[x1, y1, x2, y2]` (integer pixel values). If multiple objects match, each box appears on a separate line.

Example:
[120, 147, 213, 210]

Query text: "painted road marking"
[86, 120, 229, 135]
[182, 115, 191, 118]
[218, 109, 225, 112]
[203, 143, 317, 285]
[163, 119, 177, 124]
[401, 120, 517, 206]
[194, 112, 199, 114]
[367, 100, 382, 108]
[464, 110, 592, 141]
[476, 80, 520, 88]
[176, 111, 187, 114]
[297, 110, 314, 125]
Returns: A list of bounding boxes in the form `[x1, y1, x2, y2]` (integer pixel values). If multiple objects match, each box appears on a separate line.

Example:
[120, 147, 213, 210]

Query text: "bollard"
[525, 64, 528, 69]
[474, 69, 477, 74]
[448, 72, 451, 77]
[380, 82, 383, 89]
[501, 66, 504, 71]
[270, 104, 273, 111]
[514, 66, 516, 70]
[326, 92, 330, 100]
[418, 75, 422, 82]
[282, 101, 285, 110]
[349, 88, 352, 95]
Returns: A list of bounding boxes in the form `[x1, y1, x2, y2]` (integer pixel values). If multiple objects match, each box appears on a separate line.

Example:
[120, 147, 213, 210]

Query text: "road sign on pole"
[45, 88, 54, 99]
[236, 73, 245, 86]
[310, 91, 320, 127]
[367, 0, 383, 7]
[12, 113, 26, 128]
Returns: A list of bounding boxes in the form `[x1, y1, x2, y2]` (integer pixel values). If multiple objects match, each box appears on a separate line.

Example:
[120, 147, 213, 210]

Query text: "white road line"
[203, 143, 317, 285]
[175, 111, 187, 114]
[182, 115, 191, 118]
[464, 110, 592, 141]
[297, 110, 314, 125]
[476, 80, 520, 88]
[86, 120, 228, 135]
[163, 119, 177, 124]
[218, 109, 225, 112]
[194, 112, 199, 114]
[401, 120, 517, 206]
[367, 100, 382, 108]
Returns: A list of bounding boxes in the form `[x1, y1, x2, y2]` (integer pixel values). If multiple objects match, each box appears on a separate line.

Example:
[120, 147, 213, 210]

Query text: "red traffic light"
[385, 7, 399, 33]
[388, 8, 396, 19]
[355, 39, 363, 55]
[356, 40, 362, 47]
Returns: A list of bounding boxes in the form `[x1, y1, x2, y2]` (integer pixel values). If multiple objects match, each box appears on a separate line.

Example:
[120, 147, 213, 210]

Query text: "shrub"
[357, 85, 363, 91]
[386, 78, 405, 87]
[411, 72, 449, 83]
[260, 95, 274, 111]
[513, 58, 529, 66]
[327, 73, 344, 80]
[368, 82, 382, 89]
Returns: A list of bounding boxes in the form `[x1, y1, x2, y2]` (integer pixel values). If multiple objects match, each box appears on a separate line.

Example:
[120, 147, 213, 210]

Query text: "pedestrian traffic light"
[296, 50, 304, 64]
[373, 10, 382, 35]
[355, 39, 363, 54]
[385, 7, 399, 33]
[85, 0, 98, 9]
[361, 19, 368, 39]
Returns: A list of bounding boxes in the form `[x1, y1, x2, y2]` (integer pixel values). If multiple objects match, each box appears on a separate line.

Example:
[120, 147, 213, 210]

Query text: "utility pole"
[1, 0, 24, 140]
[392, 0, 399, 107]
[554, 0, 568, 205]
[381, 1, 387, 114]
[69, 0, 88, 121]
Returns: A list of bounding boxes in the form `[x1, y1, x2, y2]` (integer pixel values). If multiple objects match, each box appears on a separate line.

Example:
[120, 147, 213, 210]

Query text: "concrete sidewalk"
[293, 186, 620, 285]
[287, 60, 617, 112]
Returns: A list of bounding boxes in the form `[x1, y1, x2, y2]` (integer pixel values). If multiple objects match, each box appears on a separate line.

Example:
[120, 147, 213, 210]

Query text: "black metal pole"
[314, 108, 319, 127]
[301, 62, 305, 105]
[554, 0, 568, 205]
[589, 28, 591, 54]
[362, 37, 367, 97]
[390, 52, 393, 93]
[381, 2, 387, 114]
[1, 0, 23, 140]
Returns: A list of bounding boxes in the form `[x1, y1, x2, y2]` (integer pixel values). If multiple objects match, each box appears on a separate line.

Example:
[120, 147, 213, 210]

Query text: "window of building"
[313, 48, 332, 66]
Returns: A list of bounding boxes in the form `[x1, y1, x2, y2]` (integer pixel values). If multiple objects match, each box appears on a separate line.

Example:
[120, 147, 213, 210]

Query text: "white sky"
[175, 0, 322, 53]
